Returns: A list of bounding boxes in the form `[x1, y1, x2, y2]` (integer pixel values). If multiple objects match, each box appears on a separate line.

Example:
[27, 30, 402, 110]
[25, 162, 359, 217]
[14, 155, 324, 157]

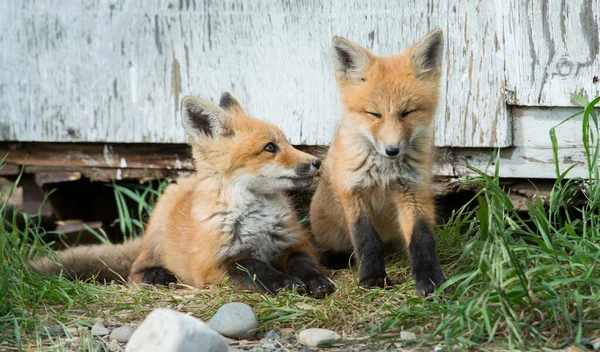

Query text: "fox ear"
[331, 36, 374, 80]
[181, 96, 233, 139]
[218, 92, 245, 115]
[411, 29, 444, 79]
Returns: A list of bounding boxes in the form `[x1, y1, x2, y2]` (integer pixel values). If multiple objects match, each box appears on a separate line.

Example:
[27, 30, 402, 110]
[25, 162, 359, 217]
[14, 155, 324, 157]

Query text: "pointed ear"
[411, 29, 444, 79]
[331, 36, 374, 80]
[181, 96, 233, 139]
[218, 92, 245, 115]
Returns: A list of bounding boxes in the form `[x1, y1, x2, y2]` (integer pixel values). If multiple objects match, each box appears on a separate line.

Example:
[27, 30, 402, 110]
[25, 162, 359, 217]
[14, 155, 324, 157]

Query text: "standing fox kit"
[310, 29, 446, 296]
[29, 93, 335, 299]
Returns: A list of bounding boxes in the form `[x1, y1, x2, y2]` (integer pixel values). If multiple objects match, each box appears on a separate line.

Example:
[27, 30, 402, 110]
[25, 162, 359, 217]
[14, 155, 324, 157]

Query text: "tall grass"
[0, 95, 598, 350]
[380, 95, 600, 349]
[109, 178, 169, 240]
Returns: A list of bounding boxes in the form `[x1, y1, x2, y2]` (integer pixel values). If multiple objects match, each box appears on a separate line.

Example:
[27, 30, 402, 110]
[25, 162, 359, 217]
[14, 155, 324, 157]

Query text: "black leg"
[286, 252, 335, 299]
[409, 219, 446, 296]
[226, 258, 305, 296]
[353, 215, 393, 288]
[140, 267, 178, 286]
[319, 250, 353, 269]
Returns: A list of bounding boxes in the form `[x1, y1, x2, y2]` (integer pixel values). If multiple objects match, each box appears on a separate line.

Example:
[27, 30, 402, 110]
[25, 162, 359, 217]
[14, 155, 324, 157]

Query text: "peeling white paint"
[0, 0, 511, 148]
[116, 169, 122, 180]
[103, 144, 115, 166]
[119, 158, 127, 168]
[1, 0, 596, 150]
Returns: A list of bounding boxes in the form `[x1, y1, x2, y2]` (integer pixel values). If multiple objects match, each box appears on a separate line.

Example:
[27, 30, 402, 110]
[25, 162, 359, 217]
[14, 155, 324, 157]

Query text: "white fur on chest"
[216, 194, 298, 263]
[343, 145, 423, 190]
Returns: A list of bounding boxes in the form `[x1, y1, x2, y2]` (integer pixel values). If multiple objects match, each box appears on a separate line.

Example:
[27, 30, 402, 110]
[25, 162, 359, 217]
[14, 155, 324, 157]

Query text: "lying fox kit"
[29, 93, 335, 299]
[310, 30, 446, 296]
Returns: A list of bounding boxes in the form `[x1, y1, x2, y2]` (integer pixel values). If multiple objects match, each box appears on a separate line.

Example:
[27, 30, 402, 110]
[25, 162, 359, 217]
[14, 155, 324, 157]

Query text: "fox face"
[331, 30, 444, 159]
[181, 93, 321, 194]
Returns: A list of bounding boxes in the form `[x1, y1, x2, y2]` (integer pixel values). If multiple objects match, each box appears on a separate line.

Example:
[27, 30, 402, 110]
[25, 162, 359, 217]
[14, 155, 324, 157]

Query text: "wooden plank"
[503, 0, 600, 106]
[0, 0, 510, 148]
[0, 143, 193, 170]
[438, 0, 511, 147]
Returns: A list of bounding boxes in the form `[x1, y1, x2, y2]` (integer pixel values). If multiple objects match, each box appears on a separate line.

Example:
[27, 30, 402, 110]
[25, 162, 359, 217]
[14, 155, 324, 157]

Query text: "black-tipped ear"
[331, 36, 373, 80]
[219, 92, 245, 114]
[411, 29, 444, 79]
[181, 96, 233, 139]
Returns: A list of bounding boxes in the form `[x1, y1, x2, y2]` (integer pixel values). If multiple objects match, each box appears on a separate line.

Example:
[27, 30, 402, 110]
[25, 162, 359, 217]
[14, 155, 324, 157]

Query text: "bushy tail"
[27, 237, 142, 282]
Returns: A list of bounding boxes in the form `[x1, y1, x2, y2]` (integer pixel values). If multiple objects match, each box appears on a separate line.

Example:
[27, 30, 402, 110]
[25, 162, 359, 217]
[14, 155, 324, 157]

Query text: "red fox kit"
[309, 30, 446, 296]
[29, 93, 335, 298]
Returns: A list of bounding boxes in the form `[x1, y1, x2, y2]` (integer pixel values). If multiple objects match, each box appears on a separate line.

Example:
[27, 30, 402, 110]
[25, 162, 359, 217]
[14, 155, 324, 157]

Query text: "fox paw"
[359, 275, 394, 289]
[305, 274, 336, 299]
[414, 266, 446, 297]
[264, 276, 307, 296]
[141, 267, 177, 286]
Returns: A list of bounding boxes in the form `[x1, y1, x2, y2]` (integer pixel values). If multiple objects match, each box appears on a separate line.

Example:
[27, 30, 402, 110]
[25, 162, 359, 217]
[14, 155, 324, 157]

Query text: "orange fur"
[310, 30, 446, 295]
[30, 93, 327, 294]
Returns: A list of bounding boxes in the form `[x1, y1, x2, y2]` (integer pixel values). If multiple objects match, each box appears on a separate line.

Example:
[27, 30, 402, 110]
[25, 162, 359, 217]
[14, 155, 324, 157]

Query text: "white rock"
[209, 303, 259, 339]
[108, 340, 123, 352]
[125, 308, 229, 352]
[298, 328, 341, 347]
[110, 326, 135, 343]
[400, 331, 416, 340]
[91, 322, 110, 336]
[593, 339, 600, 351]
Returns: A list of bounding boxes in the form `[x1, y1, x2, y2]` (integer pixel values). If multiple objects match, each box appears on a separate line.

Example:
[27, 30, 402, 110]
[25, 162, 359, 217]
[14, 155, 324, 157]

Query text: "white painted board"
[0, 0, 511, 147]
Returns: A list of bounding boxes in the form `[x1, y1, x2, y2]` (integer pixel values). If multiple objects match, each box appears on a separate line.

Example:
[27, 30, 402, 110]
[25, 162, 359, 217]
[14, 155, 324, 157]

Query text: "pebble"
[400, 331, 416, 340]
[298, 328, 341, 347]
[593, 339, 600, 351]
[209, 302, 259, 339]
[264, 330, 281, 340]
[261, 342, 277, 349]
[109, 326, 136, 343]
[125, 308, 228, 352]
[39, 326, 65, 338]
[108, 340, 123, 352]
[91, 322, 110, 336]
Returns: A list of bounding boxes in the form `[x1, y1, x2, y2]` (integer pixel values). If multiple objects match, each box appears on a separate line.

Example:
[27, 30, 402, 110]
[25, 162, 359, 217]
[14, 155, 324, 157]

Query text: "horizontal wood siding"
[503, 0, 600, 106]
[0, 0, 512, 147]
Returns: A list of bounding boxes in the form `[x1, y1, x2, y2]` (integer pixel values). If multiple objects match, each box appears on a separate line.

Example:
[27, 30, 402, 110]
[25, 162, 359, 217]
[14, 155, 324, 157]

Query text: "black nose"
[311, 159, 321, 169]
[385, 146, 400, 157]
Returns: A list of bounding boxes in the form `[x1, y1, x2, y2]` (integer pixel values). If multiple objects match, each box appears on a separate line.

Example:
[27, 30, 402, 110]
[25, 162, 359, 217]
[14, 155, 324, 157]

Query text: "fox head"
[181, 93, 321, 194]
[331, 29, 444, 159]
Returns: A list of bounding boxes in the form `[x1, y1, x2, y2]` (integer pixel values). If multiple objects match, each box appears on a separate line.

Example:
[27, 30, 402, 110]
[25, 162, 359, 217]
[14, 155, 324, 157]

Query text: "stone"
[125, 308, 228, 352]
[108, 340, 123, 352]
[298, 328, 341, 347]
[400, 331, 416, 340]
[91, 322, 110, 336]
[264, 330, 281, 341]
[39, 326, 65, 338]
[261, 342, 277, 349]
[109, 326, 135, 343]
[209, 302, 259, 339]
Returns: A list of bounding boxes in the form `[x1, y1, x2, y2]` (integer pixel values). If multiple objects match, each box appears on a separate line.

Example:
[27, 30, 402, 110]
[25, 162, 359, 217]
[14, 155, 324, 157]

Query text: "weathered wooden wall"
[1, 1, 598, 166]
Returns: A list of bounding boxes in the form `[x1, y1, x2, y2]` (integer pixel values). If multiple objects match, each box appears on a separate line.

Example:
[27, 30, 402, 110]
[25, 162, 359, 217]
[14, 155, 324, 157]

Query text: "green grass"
[1, 95, 600, 351]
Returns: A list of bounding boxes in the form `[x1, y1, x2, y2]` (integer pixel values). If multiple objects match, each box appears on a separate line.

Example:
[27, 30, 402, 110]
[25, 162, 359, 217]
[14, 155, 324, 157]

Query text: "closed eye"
[401, 109, 418, 118]
[366, 111, 382, 119]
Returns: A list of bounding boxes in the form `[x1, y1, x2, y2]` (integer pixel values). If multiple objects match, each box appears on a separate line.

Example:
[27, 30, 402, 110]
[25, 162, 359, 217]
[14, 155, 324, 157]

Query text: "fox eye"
[366, 111, 382, 119]
[263, 143, 278, 153]
[401, 109, 417, 118]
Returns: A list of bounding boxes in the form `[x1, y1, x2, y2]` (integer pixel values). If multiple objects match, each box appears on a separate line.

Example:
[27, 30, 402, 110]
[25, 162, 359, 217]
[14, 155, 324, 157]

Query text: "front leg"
[341, 195, 392, 288]
[285, 251, 336, 299]
[226, 258, 305, 296]
[395, 190, 446, 296]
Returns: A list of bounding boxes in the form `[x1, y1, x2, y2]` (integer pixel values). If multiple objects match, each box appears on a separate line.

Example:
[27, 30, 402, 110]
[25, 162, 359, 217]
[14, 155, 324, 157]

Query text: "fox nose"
[385, 146, 400, 157]
[311, 158, 321, 169]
